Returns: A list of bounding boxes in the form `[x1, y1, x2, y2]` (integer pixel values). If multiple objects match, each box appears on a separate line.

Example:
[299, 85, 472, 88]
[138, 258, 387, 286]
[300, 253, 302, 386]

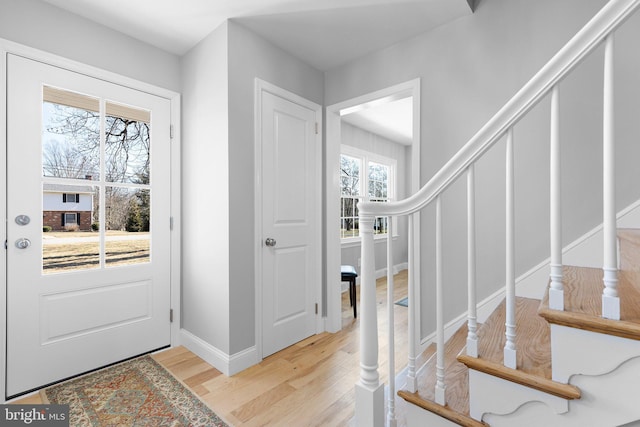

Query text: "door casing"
[254, 78, 324, 360]
[0, 39, 182, 402]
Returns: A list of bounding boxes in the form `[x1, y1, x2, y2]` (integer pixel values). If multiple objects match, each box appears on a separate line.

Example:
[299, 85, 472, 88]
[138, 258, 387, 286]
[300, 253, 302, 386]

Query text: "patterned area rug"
[42, 355, 228, 427]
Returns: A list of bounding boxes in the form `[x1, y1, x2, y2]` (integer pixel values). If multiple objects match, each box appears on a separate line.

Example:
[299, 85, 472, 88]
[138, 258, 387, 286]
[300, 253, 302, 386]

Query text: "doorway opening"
[325, 79, 421, 335]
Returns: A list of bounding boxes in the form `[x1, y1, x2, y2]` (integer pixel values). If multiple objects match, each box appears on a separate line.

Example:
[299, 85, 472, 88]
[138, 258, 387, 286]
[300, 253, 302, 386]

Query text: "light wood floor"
[14, 271, 410, 426]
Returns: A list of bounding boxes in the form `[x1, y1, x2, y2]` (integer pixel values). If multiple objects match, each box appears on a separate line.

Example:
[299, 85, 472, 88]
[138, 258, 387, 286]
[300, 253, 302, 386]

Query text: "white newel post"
[504, 128, 517, 369]
[356, 214, 384, 427]
[549, 85, 564, 311]
[467, 165, 478, 357]
[602, 33, 619, 320]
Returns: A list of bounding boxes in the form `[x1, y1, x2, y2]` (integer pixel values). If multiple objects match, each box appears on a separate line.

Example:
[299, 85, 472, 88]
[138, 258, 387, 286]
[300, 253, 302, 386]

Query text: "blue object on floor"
[395, 297, 408, 307]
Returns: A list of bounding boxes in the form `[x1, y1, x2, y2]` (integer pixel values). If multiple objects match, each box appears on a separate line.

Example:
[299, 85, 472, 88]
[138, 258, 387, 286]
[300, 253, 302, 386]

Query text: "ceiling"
[39, 0, 472, 144]
[342, 97, 414, 145]
[40, 0, 473, 71]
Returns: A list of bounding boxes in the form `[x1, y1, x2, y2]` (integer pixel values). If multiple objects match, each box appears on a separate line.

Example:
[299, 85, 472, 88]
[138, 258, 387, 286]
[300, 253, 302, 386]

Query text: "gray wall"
[325, 0, 640, 337]
[181, 20, 324, 356]
[227, 21, 324, 354]
[0, 0, 180, 92]
[181, 23, 231, 353]
[340, 122, 409, 275]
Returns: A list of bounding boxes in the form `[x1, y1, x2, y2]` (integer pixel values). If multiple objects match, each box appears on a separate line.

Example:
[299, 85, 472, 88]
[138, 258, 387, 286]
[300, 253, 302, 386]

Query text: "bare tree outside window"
[43, 102, 151, 231]
[340, 154, 360, 238]
[42, 93, 152, 272]
[340, 150, 393, 238]
[368, 161, 389, 234]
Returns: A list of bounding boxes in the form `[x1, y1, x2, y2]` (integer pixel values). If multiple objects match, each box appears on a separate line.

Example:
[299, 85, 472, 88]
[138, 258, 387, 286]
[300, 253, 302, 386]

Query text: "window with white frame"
[340, 146, 396, 240]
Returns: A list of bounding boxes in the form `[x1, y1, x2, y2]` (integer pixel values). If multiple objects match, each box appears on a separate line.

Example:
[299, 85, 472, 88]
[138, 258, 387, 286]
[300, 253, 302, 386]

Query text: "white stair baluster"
[355, 214, 384, 427]
[549, 85, 564, 311]
[504, 128, 517, 369]
[467, 165, 478, 357]
[386, 217, 396, 427]
[602, 33, 620, 320]
[406, 214, 417, 393]
[435, 196, 446, 405]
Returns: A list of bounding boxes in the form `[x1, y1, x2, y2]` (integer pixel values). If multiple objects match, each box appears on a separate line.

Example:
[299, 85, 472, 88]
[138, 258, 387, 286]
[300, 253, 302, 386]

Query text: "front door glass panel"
[41, 87, 152, 273]
[105, 187, 150, 266]
[42, 185, 100, 274]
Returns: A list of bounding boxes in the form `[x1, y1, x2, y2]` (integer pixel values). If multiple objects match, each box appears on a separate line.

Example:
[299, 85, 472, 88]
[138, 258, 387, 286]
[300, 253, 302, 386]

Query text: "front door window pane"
[105, 102, 151, 184]
[105, 187, 150, 267]
[42, 87, 100, 180]
[42, 185, 100, 274]
[41, 87, 152, 274]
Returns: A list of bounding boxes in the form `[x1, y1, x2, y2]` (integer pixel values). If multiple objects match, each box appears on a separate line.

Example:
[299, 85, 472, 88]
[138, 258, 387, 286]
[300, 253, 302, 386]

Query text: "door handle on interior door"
[265, 238, 277, 247]
[15, 238, 31, 249]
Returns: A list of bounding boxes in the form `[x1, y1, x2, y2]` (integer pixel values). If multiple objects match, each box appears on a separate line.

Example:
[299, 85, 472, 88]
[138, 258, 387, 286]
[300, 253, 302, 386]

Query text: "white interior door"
[260, 88, 320, 358]
[6, 54, 171, 397]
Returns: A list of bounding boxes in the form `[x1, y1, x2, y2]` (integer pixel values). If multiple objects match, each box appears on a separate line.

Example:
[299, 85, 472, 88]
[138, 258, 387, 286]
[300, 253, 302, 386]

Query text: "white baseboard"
[179, 329, 259, 376]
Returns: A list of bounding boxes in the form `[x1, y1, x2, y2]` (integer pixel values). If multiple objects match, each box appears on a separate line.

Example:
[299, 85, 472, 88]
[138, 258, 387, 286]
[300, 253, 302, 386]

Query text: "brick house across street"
[43, 184, 94, 231]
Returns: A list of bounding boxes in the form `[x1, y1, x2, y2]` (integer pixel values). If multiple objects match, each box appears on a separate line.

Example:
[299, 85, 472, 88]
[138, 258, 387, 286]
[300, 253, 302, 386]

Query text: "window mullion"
[99, 98, 106, 269]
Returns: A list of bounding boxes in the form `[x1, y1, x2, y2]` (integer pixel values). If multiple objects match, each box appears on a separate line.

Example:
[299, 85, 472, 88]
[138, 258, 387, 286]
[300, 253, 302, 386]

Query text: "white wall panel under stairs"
[482, 356, 640, 427]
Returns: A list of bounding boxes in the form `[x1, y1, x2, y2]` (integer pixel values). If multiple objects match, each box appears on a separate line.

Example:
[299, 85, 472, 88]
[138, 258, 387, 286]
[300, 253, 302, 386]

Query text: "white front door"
[6, 54, 172, 397]
[260, 87, 321, 358]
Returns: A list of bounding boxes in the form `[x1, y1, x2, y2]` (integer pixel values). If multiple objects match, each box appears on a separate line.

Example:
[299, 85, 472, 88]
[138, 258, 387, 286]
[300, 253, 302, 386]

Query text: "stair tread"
[475, 297, 551, 378]
[539, 265, 640, 340]
[457, 296, 581, 399]
[399, 325, 486, 426]
[619, 229, 640, 273]
[617, 228, 640, 249]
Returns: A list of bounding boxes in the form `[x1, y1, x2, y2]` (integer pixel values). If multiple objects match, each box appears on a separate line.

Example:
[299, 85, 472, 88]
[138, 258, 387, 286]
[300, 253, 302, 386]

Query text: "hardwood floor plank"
[312, 392, 356, 427]
[231, 382, 298, 422]
[182, 366, 222, 389]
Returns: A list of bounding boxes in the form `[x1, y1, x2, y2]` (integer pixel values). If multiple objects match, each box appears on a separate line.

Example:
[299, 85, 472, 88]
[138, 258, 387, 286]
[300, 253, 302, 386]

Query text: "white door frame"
[325, 79, 422, 336]
[0, 39, 181, 402]
[254, 78, 323, 360]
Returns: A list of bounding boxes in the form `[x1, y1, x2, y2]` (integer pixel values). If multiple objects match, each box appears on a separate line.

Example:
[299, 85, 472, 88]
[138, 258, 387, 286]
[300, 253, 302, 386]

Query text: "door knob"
[265, 238, 277, 247]
[15, 238, 31, 249]
[15, 215, 30, 226]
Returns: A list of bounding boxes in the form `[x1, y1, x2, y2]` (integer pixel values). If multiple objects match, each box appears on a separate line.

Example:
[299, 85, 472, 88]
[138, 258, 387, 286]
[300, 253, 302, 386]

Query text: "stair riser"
[483, 356, 640, 427]
[468, 370, 568, 420]
[405, 404, 460, 427]
[550, 324, 640, 383]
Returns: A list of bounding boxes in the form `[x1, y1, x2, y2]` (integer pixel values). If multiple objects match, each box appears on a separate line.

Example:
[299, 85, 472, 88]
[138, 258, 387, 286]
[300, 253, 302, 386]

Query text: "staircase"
[352, 0, 640, 426]
[399, 228, 640, 426]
